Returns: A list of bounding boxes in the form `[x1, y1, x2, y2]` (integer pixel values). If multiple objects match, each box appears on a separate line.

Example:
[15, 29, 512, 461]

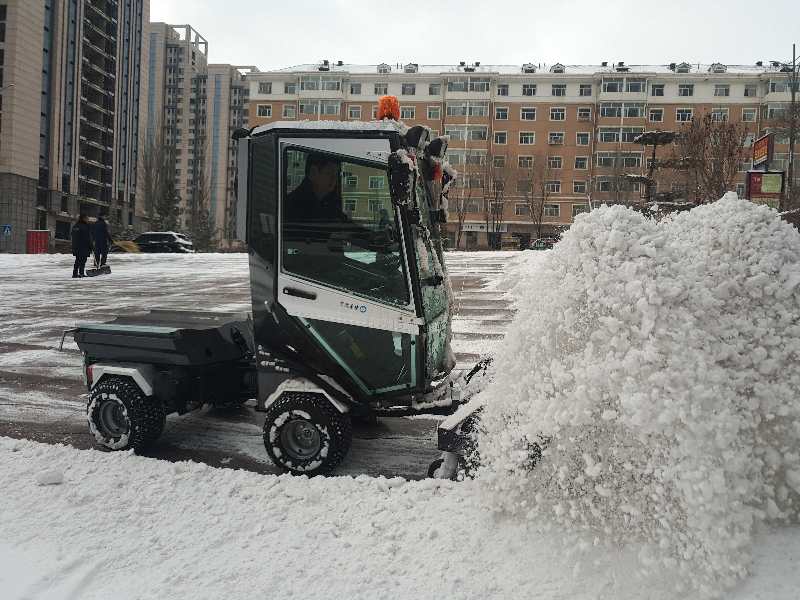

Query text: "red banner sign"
[752, 133, 773, 167]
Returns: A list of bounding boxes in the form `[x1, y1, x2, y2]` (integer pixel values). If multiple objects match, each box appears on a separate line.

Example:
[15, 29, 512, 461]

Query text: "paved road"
[0, 252, 517, 478]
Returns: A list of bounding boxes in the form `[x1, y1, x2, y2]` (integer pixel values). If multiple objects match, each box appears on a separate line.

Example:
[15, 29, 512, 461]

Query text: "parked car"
[122, 232, 195, 253]
[530, 238, 558, 251]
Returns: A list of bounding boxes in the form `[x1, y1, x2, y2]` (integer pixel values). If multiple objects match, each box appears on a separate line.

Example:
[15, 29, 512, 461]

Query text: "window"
[598, 128, 619, 143]
[601, 102, 622, 118]
[520, 107, 536, 120]
[621, 127, 644, 142]
[678, 84, 694, 97]
[574, 156, 588, 169]
[257, 104, 272, 117]
[343, 174, 359, 189]
[550, 107, 565, 121]
[548, 132, 564, 145]
[258, 82, 272, 94]
[282, 104, 297, 119]
[497, 84, 509, 96]
[572, 204, 589, 217]
[446, 101, 488, 117]
[348, 105, 362, 119]
[545, 180, 561, 193]
[522, 83, 537, 96]
[621, 153, 641, 167]
[649, 108, 664, 122]
[766, 104, 786, 120]
[544, 204, 560, 217]
[576, 132, 590, 146]
[401, 83, 416, 95]
[517, 180, 533, 194]
[579, 84, 592, 97]
[372, 105, 378, 119]
[350, 82, 362, 95]
[742, 107, 757, 122]
[400, 106, 415, 119]
[597, 179, 612, 192]
[596, 152, 616, 167]
[578, 107, 592, 121]
[602, 78, 623, 92]
[427, 106, 441, 120]
[624, 103, 645, 118]
[650, 84, 664, 96]
[495, 106, 508, 120]
[429, 83, 441, 95]
[676, 108, 693, 122]
[374, 83, 388, 95]
[548, 156, 562, 169]
[469, 78, 490, 92]
[281, 147, 409, 311]
[494, 131, 507, 144]
[493, 155, 506, 167]
[573, 181, 587, 194]
[769, 80, 787, 93]
[625, 79, 645, 93]
[552, 84, 566, 96]
[518, 155, 534, 168]
[519, 132, 536, 145]
[320, 101, 340, 115]
[744, 84, 757, 97]
[447, 78, 468, 92]
[711, 107, 729, 122]
[714, 84, 730, 97]
[515, 204, 530, 216]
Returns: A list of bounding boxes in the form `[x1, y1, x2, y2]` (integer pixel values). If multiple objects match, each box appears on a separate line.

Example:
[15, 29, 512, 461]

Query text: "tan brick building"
[246, 60, 797, 249]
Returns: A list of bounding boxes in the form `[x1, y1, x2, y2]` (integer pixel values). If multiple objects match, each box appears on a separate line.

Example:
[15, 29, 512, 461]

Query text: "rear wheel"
[262, 392, 352, 476]
[87, 376, 165, 451]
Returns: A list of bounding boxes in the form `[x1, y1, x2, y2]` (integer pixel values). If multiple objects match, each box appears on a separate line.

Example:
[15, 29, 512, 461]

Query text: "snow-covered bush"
[477, 193, 800, 598]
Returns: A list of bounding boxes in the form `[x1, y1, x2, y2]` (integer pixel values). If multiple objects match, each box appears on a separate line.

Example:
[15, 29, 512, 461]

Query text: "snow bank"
[477, 194, 800, 598]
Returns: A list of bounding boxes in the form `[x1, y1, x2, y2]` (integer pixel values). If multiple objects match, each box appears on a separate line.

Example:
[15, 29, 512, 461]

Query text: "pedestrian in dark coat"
[92, 214, 113, 266]
[71, 214, 92, 278]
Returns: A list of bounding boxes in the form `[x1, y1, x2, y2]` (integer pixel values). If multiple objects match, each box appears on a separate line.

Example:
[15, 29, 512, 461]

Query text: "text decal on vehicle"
[340, 301, 368, 314]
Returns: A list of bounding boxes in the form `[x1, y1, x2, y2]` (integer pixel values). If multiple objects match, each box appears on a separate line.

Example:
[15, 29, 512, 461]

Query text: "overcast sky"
[150, 0, 798, 69]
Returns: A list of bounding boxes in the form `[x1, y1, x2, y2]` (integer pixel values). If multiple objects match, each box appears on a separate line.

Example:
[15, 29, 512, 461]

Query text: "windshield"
[281, 146, 411, 307]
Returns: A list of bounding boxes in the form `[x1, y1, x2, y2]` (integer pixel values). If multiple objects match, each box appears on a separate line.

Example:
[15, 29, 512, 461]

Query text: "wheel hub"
[96, 399, 129, 439]
[281, 420, 321, 461]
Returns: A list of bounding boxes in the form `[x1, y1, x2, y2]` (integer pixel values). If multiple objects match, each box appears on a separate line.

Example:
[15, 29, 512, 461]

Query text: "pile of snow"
[477, 194, 800, 598]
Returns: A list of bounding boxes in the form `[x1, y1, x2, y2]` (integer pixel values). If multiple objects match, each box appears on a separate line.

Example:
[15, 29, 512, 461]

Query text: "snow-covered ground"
[0, 251, 513, 477]
[1, 436, 797, 600]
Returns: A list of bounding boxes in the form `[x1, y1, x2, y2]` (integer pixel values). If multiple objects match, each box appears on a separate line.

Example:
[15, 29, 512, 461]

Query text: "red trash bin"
[26, 230, 50, 254]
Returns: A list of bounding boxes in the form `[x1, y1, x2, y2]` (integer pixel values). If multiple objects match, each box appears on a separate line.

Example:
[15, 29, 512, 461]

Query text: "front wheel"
[262, 392, 352, 476]
[87, 376, 165, 451]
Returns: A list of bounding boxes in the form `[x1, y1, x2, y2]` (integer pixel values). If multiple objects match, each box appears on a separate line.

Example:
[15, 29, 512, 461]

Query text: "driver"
[286, 154, 349, 225]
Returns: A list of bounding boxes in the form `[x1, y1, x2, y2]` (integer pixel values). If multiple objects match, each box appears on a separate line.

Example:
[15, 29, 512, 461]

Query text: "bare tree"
[450, 150, 481, 249]
[186, 132, 217, 252]
[665, 112, 749, 202]
[765, 48, 799, 210]
[480, 154, 512, 249]
[522, 155, 554, 240]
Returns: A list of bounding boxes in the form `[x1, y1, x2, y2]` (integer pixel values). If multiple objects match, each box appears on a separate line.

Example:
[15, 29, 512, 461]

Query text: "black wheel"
[262, 392, 352, 476]
[87, 376, 165, 451]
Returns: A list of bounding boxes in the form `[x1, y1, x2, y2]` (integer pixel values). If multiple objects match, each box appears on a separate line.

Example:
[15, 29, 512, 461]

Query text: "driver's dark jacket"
[285, 178, 348, 225]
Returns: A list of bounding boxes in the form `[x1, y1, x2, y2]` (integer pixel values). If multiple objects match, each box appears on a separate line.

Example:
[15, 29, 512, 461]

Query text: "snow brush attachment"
[377, 95, 400, 120]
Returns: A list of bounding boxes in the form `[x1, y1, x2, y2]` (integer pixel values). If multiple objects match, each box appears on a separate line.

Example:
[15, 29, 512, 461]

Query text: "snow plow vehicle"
[72, 102, 489, 477]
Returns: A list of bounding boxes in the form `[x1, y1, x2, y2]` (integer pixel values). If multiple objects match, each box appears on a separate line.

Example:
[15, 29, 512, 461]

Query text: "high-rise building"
[0, 0, 149, 253]
[142, 23, 251, 244]
[246, 61, 798, 249]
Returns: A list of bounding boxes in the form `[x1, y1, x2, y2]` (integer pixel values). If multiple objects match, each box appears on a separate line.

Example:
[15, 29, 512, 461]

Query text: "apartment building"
[0, 0, 149, 253]
[143, 23, 251, 243]
[246, 60, 797, 249]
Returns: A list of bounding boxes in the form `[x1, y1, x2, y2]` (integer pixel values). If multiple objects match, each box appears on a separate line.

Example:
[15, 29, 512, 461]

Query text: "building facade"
[142, 23, 251, 244]
[246, 60, 798, 249]
[0, 0, 149, 253]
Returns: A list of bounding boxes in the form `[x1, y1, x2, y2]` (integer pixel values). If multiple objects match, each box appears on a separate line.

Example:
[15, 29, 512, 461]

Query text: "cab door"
[276, 139, 422, 396]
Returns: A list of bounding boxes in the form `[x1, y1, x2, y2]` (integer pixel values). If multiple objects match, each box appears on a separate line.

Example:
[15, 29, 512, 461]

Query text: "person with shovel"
[70, 214, 92, 278]
[92, 213, 113, 267]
